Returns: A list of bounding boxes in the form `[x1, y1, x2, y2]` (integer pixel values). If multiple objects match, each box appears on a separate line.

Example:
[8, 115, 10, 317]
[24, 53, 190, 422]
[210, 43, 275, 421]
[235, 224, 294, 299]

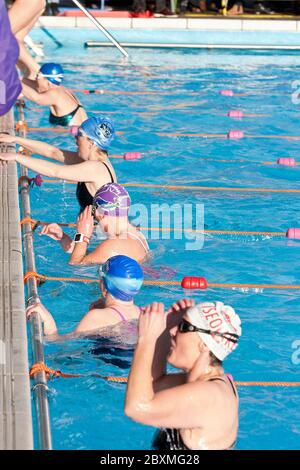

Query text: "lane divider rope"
[29, 363, 300, 387]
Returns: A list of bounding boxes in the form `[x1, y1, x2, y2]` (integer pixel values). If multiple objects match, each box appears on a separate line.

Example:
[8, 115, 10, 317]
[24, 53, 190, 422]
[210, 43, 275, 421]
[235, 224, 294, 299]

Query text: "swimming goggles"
[75, 128, 84, 138]
[178, 318, 239, 344]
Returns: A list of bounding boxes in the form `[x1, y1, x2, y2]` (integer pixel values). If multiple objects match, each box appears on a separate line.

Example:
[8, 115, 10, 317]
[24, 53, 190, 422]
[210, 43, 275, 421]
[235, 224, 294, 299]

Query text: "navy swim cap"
[79, 115, 115, 151]
[93, 183, 131, 217]
[100, 255, 143, 301]
[39, 63, 64, 85]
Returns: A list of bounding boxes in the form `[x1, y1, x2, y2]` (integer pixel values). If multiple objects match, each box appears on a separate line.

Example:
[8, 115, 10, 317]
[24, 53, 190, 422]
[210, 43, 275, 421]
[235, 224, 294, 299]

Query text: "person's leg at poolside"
[8, 0, 45, 34]
[14, 8, 45, 79]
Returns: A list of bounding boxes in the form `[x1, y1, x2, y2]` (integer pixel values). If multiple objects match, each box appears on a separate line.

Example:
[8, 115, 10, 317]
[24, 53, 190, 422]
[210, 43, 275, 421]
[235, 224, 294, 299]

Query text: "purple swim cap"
[93, 183, 131, 217]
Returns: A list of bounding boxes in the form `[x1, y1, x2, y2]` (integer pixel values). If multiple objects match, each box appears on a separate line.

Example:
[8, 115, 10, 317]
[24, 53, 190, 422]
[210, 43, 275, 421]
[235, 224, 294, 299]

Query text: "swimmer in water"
[26, 255, 144, 338]
[8, 0, 46, 79]
[40, 183, 150, 264]
[0, 115, 117, 212]
[22, 63, 88, 126]
[125, 299, 241, 450]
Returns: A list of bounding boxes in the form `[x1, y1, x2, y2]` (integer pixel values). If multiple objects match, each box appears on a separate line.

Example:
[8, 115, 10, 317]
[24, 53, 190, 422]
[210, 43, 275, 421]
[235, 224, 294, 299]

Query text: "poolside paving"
[0, 111, 33, 450]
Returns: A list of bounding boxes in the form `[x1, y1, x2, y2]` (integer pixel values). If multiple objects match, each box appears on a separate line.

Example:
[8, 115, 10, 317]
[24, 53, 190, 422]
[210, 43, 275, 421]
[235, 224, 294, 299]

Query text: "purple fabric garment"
[0, 0, 22, 116]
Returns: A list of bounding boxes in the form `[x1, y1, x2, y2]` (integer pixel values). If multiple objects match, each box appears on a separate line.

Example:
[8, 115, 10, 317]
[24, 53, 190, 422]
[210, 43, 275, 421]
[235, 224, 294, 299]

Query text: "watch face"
[74, 234, 82, 242]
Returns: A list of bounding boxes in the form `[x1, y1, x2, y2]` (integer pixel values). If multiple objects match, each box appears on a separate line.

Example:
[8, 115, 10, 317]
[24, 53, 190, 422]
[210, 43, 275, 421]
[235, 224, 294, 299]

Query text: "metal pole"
[16, 100, 53, 450]
[71, 0, 129, 58]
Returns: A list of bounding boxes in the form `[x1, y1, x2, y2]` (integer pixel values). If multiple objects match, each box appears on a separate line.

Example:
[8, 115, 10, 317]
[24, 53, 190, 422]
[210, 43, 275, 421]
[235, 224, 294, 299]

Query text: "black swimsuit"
[152, 376, 237, 451]
[76, 161, 115, 212]
[49, 103, 84, 127]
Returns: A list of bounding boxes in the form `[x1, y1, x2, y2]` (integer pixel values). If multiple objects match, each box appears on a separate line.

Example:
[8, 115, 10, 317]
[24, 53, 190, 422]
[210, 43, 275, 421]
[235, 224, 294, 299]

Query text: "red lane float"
[181, 277, 207, 290]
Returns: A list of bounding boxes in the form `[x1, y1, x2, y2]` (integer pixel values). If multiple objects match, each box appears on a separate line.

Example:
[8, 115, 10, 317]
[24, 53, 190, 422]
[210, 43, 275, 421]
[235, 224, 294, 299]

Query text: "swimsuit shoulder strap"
[109, 306, 127, 322]
[209, 376, 237, 398]
[102, 160, 115, 183]
[127, 231, 149, 253]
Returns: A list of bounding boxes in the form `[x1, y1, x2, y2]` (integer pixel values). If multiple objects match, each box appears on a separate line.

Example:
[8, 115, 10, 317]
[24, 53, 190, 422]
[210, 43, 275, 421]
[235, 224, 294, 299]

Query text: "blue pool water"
[23, 29, 300, 449]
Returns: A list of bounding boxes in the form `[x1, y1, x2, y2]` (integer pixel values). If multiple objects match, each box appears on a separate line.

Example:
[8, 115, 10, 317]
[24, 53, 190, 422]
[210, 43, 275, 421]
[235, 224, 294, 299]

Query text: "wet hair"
[209, 351, 222, 368]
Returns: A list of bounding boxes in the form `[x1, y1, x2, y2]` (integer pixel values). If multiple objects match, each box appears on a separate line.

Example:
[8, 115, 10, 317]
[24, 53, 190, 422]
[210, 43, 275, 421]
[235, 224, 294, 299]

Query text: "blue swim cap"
[100, 255, 143, 302]
[39, 63, 64, 85]
[93, 183, 131, 217]
[80, 115, 115, 151]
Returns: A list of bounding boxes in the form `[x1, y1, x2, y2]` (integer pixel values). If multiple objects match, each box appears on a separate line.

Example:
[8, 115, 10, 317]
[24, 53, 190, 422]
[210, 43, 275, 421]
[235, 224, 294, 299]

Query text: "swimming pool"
[24, 29, 300, 449]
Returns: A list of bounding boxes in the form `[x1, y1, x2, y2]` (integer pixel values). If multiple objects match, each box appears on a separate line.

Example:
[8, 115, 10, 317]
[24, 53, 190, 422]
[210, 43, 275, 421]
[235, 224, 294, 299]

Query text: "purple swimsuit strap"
[109, 306, 127, 322]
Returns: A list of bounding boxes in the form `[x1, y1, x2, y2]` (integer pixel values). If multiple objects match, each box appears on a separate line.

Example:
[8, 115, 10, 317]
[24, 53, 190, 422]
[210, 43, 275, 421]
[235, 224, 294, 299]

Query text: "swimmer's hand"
[26, 301, 57, 335]
[0, 133, 15, 144]
[0, 152, 17, 161]
[77, 205, 94, 239]
[39, 223, 64, 241]
[166, 298, 195, 330]
[138, 302, 167, 343]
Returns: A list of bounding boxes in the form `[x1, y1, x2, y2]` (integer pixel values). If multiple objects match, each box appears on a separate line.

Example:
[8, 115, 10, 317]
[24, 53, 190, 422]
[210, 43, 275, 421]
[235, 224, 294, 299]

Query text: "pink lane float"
[228, 110, 244, 118]
[286, 228, 300, 239]
[277, 158, 296, 166]
[123, 152, 142, 161]
[227, 130, 244, 139]
[220, 90, 234, 96]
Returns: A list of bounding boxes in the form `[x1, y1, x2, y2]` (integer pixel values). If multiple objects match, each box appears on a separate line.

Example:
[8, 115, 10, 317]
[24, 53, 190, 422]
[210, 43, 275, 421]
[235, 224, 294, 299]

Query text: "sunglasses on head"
[178, 318, 239, 344]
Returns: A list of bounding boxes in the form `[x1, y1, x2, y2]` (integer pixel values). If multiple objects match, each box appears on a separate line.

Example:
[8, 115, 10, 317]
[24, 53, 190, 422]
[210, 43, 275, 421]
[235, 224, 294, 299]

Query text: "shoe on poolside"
[254, 3, 275, 14]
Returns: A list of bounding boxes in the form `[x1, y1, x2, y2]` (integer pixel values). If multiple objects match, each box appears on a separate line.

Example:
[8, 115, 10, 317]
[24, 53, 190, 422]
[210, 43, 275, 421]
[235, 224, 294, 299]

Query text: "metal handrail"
[16, 100, 52, 450]
[71, 0, 129, 58]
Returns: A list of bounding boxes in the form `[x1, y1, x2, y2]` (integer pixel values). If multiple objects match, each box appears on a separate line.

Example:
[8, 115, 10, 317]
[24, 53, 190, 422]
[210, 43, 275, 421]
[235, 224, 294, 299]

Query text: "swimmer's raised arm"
[0, 133, 79, 164]
[39, 223, 74, 253]
[125, 302, 211, 428]
[68, 206, 101, 265]
[0, 153, 100, 182]
[152, 299, 195, 392]
[22, 82, 57, 107]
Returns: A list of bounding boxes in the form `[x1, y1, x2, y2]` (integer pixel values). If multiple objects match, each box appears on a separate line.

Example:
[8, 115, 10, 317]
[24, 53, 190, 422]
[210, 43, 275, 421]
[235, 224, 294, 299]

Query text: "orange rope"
[207, 283, 300, 289]
[23, 272, 300, 289]
[28, 364, 300, 387]
[39, 180, 300, 194]
[20, 216, 39, 230]
[124, 183, 300, 194]
[27, 127, 124, 136]
[15, 121, 28, 132]
[71, 89, 198, 96]
[18, 216, 287, 236]
[30, 362, 81, 379]
[158, 132, 300, 140]
[23, 271, 46, 284]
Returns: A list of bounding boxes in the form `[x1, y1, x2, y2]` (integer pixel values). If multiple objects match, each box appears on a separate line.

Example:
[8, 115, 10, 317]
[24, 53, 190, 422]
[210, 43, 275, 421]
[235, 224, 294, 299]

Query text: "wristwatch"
[74, 233, 90, 244]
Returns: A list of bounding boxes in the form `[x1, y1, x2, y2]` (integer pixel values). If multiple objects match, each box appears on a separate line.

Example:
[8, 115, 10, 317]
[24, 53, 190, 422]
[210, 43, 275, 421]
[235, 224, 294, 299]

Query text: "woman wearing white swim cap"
[125, 299, 242, 450]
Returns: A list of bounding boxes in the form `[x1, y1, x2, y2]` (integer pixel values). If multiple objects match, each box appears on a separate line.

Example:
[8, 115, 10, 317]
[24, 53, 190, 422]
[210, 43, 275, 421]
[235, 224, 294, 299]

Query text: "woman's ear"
[198, 338, 210, 355]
